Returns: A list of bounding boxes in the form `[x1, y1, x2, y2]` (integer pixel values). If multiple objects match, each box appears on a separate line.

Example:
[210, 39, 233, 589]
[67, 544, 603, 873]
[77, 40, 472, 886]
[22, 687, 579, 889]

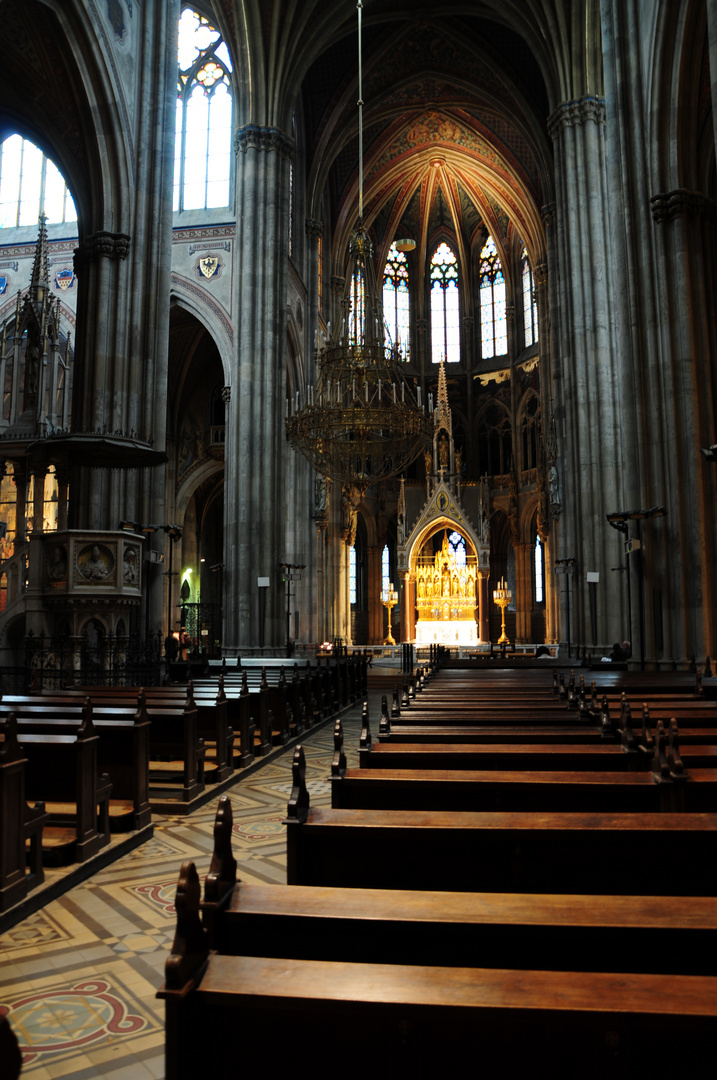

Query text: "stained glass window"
[522, 247, 538, 347]
[317, 234, 323, 312]
[383, 243, 410, 358]
[382, 544, 390, 593]
[349, 544, 357, 604]
[448, 531, 467, 568]
[0, 135, 77, 229]
[174, 7, 233, 212]
[479, 236, 507, 358]
[430, 243, 460, 363]
[534, 533, 544, 604]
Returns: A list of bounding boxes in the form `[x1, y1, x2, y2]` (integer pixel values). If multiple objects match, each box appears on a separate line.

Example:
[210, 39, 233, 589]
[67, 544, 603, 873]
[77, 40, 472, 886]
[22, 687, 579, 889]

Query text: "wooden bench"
[6, 688, 202, 806]
[68, 683, 233, 784]
[9, 698, 150, 831]
[286, 748, 717, 895]
[0, 713, 47, 910]
[157, 859, 717, 1080]
[14, 708, 112, 865]
[195, 796, 717, 976]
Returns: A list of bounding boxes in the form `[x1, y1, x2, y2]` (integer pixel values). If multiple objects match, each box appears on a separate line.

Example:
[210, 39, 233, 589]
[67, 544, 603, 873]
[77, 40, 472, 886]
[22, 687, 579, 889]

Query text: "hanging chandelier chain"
[285, 0, 430, 489]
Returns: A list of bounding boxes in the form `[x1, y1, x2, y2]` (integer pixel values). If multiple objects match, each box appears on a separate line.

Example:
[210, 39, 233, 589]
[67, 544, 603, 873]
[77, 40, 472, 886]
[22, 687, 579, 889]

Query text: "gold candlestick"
[381, 583, 399, 645]
[493, 577, 512, 645]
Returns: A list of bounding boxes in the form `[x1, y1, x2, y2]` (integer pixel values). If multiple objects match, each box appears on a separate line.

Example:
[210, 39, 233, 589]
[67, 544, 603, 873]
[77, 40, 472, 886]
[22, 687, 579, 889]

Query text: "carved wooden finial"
[286, 745, 310, 823]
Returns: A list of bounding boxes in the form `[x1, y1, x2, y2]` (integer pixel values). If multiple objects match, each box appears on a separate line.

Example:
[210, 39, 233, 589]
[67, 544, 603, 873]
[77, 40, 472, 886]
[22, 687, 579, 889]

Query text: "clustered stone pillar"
[548, 95, 623, 653]
[224, 125, 293, 650]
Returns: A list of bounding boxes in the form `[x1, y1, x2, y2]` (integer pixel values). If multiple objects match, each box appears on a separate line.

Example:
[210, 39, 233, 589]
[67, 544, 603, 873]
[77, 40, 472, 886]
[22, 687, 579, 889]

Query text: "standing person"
[165, 631, 178, 662]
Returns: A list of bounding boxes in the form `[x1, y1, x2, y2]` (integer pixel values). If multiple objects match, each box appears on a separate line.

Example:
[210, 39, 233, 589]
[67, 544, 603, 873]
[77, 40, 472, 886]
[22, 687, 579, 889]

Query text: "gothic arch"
[0, 0, 134, 236]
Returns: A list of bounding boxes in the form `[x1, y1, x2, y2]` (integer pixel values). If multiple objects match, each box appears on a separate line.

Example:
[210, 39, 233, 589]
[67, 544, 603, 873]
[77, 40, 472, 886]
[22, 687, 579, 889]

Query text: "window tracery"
[0, 135, 77, 229]
[174, 7, 233, 212]
[521, 246, 538, 347]
[383, 242, 410, 358]
[520, 392, 541, 472]
[430, 242, 460, 363]
[477, 399, 512, 476]
[479, 235, 507, 358]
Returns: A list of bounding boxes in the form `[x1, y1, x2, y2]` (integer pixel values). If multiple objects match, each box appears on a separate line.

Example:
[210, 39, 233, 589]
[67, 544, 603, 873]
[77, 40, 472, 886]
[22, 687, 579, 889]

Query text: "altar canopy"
[415, 532, 478, 646]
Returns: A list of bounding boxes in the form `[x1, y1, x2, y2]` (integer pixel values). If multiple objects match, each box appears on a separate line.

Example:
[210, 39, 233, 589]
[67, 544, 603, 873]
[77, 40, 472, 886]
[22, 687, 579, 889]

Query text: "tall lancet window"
[382, 544, 390, 593]
[175, 7, 233, 212]
[522, 246, 538, 347]
[479, 235, 507, 358]
[430, 243, 460, 363]
[0, 135, 77, 228]
[383, 243, 410, 358]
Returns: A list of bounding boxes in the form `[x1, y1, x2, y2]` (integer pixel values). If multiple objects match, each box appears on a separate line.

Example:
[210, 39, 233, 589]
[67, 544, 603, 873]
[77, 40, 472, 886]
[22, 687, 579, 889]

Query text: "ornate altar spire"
[434, 357, 452, 438]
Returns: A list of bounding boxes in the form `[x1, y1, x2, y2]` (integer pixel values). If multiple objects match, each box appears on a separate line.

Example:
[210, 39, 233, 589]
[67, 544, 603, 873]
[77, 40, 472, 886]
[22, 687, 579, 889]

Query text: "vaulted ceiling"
[300, 8, 556, 292]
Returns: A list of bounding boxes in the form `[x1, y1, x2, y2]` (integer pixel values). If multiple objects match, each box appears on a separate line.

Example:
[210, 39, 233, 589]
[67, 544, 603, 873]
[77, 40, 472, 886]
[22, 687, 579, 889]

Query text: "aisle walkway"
[0, 701, 366, 1078]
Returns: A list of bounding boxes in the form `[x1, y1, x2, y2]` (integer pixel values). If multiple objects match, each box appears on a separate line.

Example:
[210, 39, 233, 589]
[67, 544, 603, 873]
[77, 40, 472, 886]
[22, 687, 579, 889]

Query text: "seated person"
[609, 641, 628, 661]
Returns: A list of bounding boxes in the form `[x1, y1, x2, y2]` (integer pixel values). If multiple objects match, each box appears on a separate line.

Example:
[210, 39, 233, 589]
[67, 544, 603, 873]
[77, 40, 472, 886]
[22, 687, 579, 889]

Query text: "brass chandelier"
[286, 2, 431, 489]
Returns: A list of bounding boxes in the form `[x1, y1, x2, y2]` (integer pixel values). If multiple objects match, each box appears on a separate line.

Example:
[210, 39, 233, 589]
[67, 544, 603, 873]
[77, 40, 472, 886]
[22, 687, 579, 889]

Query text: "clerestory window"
[430, 242, 460, 363]
[0, 135, 77, 229]
[522, 246, 538, 348]
[479, 235, 507, 358]
[174, 7, 233, 212]
[383, 243, 410, 358]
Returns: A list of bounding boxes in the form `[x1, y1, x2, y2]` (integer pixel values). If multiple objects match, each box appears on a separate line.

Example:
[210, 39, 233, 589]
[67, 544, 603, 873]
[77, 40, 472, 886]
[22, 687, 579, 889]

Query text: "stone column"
[602, 0, 716, 664]
[514, 541, 533, 644]
[12, 467, 27, 545]
[224, 125, 293, 650]
[67, 0, 176, 545]
[478, 571, 490, 643]
[402, 571, 415, 643]
[547, 94, 622, 652]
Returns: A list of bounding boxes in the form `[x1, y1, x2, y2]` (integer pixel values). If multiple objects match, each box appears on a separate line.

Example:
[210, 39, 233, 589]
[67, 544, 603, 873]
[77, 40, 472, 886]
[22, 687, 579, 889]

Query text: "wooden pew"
[157, 859, 717, 1080]
[200, 796, 717, 976]
[15, 707, 112, 865]
[4, 690, 197, 811]
[0, 713, 47, 910]
[68, 683, 233, 784]
[331, 765, 717, 813]
[285, 747, 717, 895]
[8, 696, 150, 831]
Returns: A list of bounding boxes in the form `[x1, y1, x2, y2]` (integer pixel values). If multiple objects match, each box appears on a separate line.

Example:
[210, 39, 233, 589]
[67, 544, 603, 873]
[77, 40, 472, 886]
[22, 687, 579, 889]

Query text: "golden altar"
[414, 532, 478, 646]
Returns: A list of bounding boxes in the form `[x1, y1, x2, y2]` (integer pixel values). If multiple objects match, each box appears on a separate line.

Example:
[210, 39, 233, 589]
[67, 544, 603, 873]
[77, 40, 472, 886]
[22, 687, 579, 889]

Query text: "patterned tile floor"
[0, 694, 372, 1079]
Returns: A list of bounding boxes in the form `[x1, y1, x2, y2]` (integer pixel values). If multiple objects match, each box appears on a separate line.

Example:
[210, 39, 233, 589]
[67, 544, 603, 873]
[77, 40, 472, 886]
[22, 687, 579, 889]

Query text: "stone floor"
[0, 696, 369, 1079]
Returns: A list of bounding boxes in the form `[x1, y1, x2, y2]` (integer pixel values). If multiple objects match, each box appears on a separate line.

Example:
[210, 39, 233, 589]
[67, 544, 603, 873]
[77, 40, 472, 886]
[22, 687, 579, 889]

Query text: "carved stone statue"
[81, 544, 110, 581]
[548, 464, 560, 509]
[314, 476, 329, 515]
[340, 484, 360, 546]
[123, 548, 138, 584]
[438, 435, 449, 470]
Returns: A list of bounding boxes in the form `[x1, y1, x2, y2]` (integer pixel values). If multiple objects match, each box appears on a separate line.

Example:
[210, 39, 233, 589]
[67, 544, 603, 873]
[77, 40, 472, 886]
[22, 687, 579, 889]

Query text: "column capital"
[534, 261, 548, 288]
[74, 231, 131, 274]
[234, 124, 294, 160]
[305, 218, 323, 240]
[541, 203, 556, 229]
[547, 97, 606, 140]
[650, 188, 717, 224]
